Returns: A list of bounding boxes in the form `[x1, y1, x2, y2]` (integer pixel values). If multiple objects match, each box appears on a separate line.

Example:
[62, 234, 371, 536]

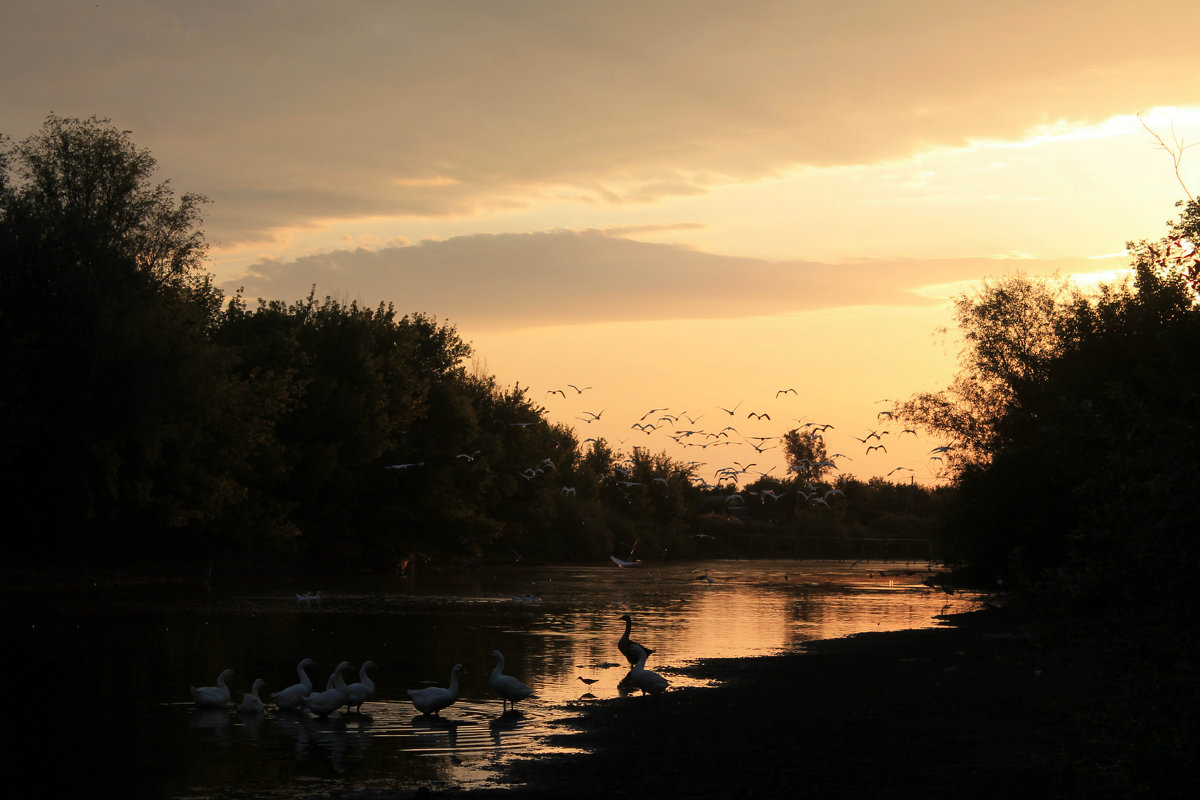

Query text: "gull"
[567, 384, 592, 394]
[640, 408, 668, 420]
[747, 412, 771, 420]
[631, 422, 657, 433]
[776, 388, 798, 397]
[546, 388, 567, 397]
[866, 444, 888, 454]
[386, 462, 424, 470]
[888, 466, 914, 476]
[456, 451, 481, 462]
[579, 409, 606, 421]
[561, 485, 577, 496]
[611, 554, 641, 568]
[718, 400, 743, 415]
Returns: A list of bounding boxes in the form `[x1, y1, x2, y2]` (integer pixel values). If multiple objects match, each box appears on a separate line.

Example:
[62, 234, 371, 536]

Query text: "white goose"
[618, 614, 655, 666]
[238, 678, 266, 715]
[190, 668, 236, 708]
[488, 650, 534, 712]
[407, 664, 465, 716]
[345, 660, 377, 713]
[303, 661, 352, 718]
[270, 657, 316, 710]
[627, 644, 669, 695]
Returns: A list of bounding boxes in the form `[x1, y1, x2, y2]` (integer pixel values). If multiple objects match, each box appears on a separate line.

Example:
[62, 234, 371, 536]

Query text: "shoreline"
[422, 607, 1168, 800]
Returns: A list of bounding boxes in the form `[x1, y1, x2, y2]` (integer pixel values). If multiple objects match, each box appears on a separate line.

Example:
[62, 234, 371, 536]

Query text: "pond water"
[10, 558, 978, 798]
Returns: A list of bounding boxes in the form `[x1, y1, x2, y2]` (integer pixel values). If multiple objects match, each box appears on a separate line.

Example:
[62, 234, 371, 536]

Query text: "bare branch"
[1139, 111, 1195, 201]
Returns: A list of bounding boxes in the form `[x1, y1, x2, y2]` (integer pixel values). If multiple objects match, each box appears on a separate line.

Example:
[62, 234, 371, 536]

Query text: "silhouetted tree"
[0, 115, 255, 557]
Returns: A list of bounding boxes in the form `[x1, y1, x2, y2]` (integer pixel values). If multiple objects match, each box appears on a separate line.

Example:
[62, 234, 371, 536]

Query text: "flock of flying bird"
[187, 613, 667, 719]
[543, 384, 951, 488]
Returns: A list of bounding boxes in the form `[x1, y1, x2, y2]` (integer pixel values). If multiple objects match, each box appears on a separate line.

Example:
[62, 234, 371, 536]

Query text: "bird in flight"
[568, 384, 592, 394]
[776, 388, 798, 397]
[718, 400, 743, 415]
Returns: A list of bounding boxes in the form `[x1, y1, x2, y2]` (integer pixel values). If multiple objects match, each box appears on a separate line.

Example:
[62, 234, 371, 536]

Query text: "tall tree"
[0, 115, 248, 558]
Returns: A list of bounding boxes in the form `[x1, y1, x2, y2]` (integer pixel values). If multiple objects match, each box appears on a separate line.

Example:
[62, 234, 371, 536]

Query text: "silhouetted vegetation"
[2, 115, 944, 575]
[899, 200, 1200, 617]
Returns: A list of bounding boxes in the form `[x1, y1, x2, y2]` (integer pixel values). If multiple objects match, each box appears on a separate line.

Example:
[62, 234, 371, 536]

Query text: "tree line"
[2, 115, 949, 573]
[897, 195, 1200, 630]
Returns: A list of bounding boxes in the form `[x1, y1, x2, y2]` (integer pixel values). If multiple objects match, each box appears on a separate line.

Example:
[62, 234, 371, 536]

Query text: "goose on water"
[271, 657, 316, 710]
[618, 613, 654, 666]
[627, 644, 669, 695]
[190, 668, 236, 708]
[407, 664, 465, 716]
[488, 650, 534, 712]
[238, 678, 266, 715]
[303, 661, 352, 718]
[345, 660, 377, 713]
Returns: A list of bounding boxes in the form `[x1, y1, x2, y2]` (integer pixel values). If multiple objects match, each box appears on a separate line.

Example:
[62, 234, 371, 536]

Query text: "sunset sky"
[4, 1, 1199, 483]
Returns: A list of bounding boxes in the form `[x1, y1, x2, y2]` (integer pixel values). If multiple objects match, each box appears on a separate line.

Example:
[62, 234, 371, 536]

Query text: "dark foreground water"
[8, 558, 978, 798]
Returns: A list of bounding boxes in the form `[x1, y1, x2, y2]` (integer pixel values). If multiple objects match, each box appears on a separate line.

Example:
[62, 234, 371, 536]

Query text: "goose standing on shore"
[627, 644, 669, 695]
[618, 614, 655, 666]
[190, 668, 236, 708]
[271, 657, 316, 711]
[345, 660, 377, 713]
[488, 650, 534, 712]
[407, 664, 465, 716]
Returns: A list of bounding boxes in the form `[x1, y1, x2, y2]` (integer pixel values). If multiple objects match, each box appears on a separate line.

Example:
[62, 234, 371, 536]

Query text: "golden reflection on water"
[49, 559, 978, 799]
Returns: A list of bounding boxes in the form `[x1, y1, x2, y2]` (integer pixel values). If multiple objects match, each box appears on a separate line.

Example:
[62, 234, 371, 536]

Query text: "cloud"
[227, 228, 1097, 331]
[4, 1, 1197, 251]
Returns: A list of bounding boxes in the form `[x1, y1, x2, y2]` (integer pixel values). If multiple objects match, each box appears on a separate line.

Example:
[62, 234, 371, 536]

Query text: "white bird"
[303, 661, 352, 718]
[190, 668, 236, 709]
[345, 660, 377, 713]
[488, 650, 534, 712]
[610, 555, 640, 568]
[407, 664, 465, 716]
[627, 644, 669, 695]
[238, 678, 266, 715]
[618, 613, 655, 666]
[271, 657, 316, 710]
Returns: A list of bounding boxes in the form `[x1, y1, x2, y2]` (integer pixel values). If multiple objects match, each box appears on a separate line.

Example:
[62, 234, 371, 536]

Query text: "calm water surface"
[12, 558, 978, 798]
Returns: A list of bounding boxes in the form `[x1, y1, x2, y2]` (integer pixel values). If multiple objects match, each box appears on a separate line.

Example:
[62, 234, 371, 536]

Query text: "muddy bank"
[445, 608, 1185, 800]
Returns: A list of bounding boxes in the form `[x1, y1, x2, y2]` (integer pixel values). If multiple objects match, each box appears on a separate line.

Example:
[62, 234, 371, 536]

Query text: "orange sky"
[4, 1, 1198, 481]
